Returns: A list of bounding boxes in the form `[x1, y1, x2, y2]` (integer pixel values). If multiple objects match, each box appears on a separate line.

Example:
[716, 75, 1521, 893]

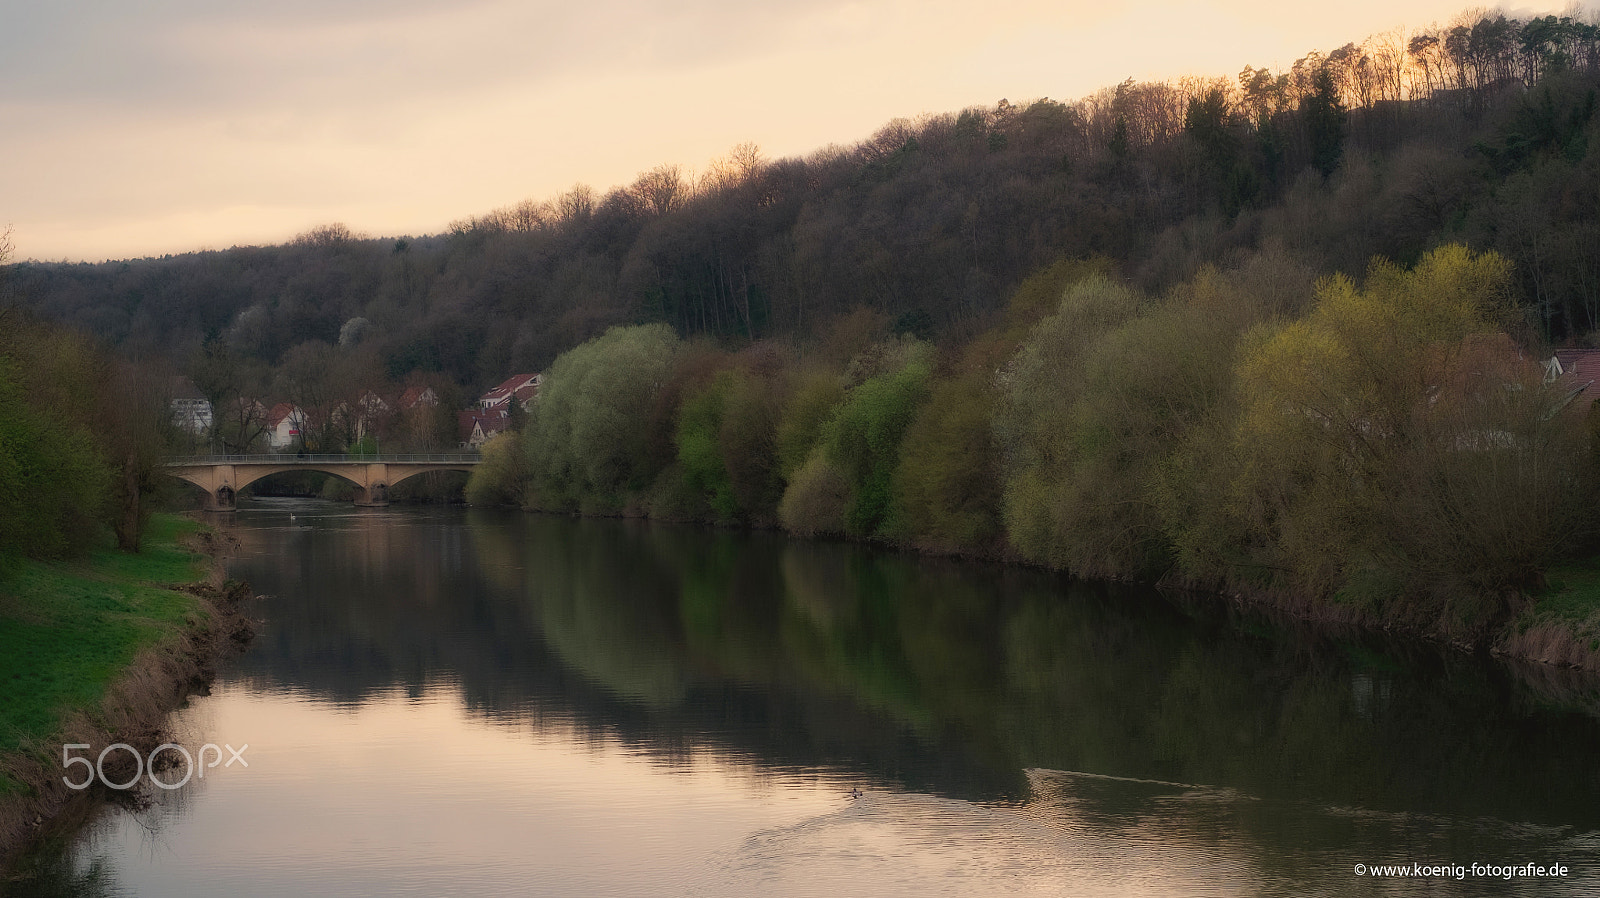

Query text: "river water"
[9, 500, 1600, 896]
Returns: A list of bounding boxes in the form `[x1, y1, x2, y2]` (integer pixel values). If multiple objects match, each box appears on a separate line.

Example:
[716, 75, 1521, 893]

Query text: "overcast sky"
[0, 0, 1574, 261]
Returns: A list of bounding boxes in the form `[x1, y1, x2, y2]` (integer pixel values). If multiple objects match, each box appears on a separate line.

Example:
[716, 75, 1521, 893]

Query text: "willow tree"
[523, 324, 683, 510]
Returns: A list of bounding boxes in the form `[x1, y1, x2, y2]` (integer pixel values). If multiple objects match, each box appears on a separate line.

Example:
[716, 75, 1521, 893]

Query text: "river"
[8, 500, 1600, 896]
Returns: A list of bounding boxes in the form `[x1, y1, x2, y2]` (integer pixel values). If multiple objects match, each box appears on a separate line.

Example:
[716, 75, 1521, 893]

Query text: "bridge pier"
[353, 463, 389, 507]
[190, 463, 238, 512]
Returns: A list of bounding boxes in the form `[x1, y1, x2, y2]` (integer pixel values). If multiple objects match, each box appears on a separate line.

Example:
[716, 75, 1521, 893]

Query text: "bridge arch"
[229, 464, 366, 495]
[164, 454, 481, 510]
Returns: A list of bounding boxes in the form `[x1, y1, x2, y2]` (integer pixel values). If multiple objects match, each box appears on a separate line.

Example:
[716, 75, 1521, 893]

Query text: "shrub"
[465, 432, 527, 506]
[887, 373, 1002, 549]
[0, 359, 108, 565]
[820, 347, 932, 537]
[779, 451, 852, 536]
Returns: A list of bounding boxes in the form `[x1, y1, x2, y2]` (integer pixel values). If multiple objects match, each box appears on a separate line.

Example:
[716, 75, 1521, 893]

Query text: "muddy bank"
[0, 526, 256, 868]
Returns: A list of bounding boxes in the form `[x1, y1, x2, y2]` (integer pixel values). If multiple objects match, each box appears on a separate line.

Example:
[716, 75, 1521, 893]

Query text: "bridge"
[166, 453, 481, 510]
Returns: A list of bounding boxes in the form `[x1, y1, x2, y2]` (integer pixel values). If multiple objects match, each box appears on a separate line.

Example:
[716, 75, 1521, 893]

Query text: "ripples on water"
[7, 501, 1600, 896]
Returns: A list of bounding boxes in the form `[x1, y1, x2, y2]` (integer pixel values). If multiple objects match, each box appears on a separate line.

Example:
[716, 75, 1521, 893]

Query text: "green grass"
[1527, 561, 1600, 625]
[0, 515, 207, 797]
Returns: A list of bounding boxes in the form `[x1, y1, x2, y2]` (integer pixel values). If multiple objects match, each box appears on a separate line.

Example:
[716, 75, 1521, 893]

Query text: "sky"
[0, 0, 1578, 262]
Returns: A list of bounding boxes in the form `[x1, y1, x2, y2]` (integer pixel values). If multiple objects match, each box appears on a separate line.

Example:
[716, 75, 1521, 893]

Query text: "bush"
[465, 432, 527, 506]
[779, 451, 852, 536]
[676, 373, 739, 519]
[1220, 245, 1587, 628]
[819, 346, 932, 537]
[677, 366, 785, 521]
[0, 361, 108, 565]
[887, 373, 1002, 550]
[775, 373, 843, 479]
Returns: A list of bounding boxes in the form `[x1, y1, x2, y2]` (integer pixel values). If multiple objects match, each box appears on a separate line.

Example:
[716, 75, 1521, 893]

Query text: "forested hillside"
[7, 10, 1600, 403]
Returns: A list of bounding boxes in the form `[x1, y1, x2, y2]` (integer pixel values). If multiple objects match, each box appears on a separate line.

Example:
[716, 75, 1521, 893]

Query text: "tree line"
[468, 245, 1600, 639]
[7, 8, 1600, 407]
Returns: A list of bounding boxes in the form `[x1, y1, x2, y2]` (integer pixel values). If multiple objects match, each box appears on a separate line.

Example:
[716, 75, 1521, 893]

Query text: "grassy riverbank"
[0, 514, 211, 804]
[1498, 561, 1600, 668]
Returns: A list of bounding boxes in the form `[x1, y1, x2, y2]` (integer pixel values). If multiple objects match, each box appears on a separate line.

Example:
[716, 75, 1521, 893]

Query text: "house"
[478, 374, 541, 411]
[458, 408, 510, 449]
[400, 385, 439, 410]
[344, 391, 393, 442]
[266, 403, 308, 451]
[169, 377, 213, 435]
[1543, 349, 1600, 415]
[358, 391, 390, 418]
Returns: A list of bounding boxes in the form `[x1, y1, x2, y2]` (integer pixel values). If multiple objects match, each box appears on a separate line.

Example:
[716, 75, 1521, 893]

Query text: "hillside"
[5, 10, 1600, 402]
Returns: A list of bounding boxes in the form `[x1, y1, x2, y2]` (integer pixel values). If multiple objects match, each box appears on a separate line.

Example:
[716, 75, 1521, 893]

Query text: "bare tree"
[0, 225, 12, 310]
[293, 222, 362, 248]
[556, 183, 596, 225]
[631, 164, 690, 216]
[100, 356, 176, 551]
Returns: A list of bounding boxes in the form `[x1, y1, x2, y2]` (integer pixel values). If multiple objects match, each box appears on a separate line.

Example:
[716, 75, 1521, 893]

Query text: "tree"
[99, 357, 175, 551]
[274, 341, 341, 451]
[631, 165, 690, 217]
[1223, 246, 1590, 626]
[465, 432, 526, 506]
[0, 354, 107, 565]
[815, 345, 932, 536]
[888, 373, 1003, 549]
[1303, 65, 1347, 178]
[524, 324, 683, 509]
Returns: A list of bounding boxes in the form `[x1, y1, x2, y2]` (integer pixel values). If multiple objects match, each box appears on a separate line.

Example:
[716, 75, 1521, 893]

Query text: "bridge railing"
[168, 453, 482, 465]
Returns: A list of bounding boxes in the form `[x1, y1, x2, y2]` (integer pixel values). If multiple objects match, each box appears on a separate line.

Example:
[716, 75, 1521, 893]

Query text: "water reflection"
[9, 500, 1600, 896]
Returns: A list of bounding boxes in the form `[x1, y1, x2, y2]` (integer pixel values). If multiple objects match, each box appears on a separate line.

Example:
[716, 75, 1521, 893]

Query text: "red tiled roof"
[267, 403, 302, 428]
[400, 386, 438, 409]
[458, 408, 509, 443]
[479, 374, 541, 407]
[1547, 349, 1600, 414]
[1552, 350, 1600, 385]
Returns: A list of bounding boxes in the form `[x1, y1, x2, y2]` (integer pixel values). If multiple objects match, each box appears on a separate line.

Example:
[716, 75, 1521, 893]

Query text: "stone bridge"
[166, 453, 481, 510]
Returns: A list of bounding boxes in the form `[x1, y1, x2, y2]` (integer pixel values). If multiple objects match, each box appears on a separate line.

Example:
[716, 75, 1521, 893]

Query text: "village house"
[458, 408, 510, 449]
[169, 376, 213, 435]
[1543, 349, 1600, 416]
[400, 385, 439, 410]
[266, 403, 308, 451]
[478, 374, 541, 411]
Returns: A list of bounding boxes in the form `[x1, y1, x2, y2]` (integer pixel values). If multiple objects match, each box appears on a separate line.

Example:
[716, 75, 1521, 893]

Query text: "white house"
[170, 377, 213, 435]
[267, 403, 308, 451]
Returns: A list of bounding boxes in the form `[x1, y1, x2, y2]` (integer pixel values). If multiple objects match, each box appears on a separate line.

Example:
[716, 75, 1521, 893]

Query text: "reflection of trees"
[228, 509, 1600, 834]
[518, 517, 691, 706]
[4, 850, 119, 897]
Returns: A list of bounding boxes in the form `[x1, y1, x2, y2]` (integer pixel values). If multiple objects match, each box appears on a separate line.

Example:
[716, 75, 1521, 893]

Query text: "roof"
[400, 385, 438, 409]
[267, 403, 304, 428]
[458, 408, 509, 443]
[1541, 349, 1600, 416]
[1549, 349, 1600, 392]
[1552, 349, 1600, 380]
[479, 373, 541, 407]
